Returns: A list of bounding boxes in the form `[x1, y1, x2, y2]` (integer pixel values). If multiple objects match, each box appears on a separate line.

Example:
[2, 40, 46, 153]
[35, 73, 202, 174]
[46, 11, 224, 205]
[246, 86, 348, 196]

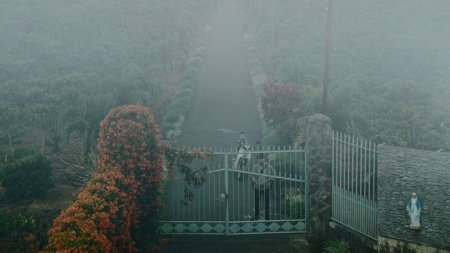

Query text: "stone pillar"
[306, 113, 333, 239]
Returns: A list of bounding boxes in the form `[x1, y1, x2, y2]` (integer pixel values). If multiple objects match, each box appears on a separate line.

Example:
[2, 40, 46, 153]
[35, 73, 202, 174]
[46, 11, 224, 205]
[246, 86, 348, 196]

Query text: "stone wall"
[377, 145, 450, 250]
[378, 236, 450, 253]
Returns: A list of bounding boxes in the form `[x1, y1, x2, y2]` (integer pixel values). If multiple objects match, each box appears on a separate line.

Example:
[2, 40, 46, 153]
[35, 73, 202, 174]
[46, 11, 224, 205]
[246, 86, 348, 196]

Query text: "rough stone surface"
[378, 145, 450, 250]
[379, 236, 450, 253]
[306, 113, 333, 239]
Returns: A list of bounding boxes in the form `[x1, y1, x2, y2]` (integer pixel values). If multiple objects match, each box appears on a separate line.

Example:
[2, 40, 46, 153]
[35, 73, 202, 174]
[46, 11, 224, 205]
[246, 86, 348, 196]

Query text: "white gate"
[332, 131, 377, 239]
[160, 147, 307, 235]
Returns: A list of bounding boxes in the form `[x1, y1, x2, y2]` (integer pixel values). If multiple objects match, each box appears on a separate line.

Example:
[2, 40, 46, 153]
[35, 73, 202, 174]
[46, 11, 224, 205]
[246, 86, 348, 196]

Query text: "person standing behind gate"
[237, 132, 248, 151]
[251, 154, 275, 220]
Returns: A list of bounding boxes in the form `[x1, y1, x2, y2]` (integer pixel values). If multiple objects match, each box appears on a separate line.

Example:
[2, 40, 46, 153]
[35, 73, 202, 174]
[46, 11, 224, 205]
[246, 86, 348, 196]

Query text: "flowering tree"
[47, 105, 163, 252]
[97, 105, 163, 245]
[46, 168, 134, 252]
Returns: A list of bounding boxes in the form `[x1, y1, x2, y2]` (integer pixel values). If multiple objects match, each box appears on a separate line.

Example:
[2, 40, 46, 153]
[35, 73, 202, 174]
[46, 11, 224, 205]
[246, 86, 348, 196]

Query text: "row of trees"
[0, 1, 215, 251]
[0, 0, 216, 172]
[0, 149, 54, 200]
[243, 0, 450, 150]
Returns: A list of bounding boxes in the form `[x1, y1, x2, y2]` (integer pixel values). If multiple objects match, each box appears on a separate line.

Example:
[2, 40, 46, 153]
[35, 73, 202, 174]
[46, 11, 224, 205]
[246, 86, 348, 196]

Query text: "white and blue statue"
[406, 192, 421, 230]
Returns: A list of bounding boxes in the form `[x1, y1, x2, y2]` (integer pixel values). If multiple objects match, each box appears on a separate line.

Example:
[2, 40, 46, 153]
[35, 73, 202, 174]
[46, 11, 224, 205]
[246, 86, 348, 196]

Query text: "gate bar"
[224, 152, 229, 235]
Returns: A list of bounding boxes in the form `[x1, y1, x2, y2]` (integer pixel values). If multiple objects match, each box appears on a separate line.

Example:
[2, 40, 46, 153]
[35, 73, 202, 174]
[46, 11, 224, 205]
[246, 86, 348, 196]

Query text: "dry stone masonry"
[306, 113, 333, 239]
[378, 145, 450, 250]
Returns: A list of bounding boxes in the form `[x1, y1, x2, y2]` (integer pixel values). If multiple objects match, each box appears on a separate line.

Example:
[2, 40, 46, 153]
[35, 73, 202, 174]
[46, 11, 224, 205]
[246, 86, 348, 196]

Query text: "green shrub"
[0, 210, 36, 238]
[179, 78, 195, 90]
[161, 53, 204, 138]
[324, 240, 351, 253]
[0, 210, 37, 251]
[1, 150, 54, 200]
[279, 189, 305, 219]
[161, 123, 176, 135]
[175, 88, 194, 98]
[180, 67, 199, 83]
[164, 98, 191, 119]
[186, 56, 204, 68]
[163, 113, 181, 125]
[162, 91, 193, 129]
[172, 94, 192, 107]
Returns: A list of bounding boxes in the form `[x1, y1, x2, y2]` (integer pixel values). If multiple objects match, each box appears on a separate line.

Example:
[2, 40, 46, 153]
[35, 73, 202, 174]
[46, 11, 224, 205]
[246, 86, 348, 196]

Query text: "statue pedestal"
[409, 224, 421, 230]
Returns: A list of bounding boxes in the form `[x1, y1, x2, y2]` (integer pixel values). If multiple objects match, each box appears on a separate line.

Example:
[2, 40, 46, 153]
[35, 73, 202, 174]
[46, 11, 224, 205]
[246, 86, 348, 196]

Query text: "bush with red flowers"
[46, 105, 163, 252]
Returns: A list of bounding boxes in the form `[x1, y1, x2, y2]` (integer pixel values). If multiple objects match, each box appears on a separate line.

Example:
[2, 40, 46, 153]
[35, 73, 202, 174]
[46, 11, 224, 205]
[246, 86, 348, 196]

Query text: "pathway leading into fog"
[176, 0, 261, 148]
[159, 1, 311, 253]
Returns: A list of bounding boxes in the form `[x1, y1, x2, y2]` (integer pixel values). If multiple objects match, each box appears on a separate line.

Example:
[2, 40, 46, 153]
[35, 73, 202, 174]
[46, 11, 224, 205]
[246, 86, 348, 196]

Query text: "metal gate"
[332, 131, 377, 239]
[160, 147, 307, 235]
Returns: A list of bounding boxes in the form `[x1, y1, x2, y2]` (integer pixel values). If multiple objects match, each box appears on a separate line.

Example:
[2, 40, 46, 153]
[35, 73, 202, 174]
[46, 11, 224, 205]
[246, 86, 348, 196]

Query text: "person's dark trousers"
[254, 188, 269, 220]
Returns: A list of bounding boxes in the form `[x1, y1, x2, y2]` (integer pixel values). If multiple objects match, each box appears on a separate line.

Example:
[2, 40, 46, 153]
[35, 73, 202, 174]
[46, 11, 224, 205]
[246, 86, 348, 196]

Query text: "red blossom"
[46, 105, 163, 252]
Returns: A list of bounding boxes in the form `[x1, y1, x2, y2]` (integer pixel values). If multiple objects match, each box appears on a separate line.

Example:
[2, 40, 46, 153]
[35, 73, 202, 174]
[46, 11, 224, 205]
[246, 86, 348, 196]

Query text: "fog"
[245, 0, 450, 150]
[1, 0, 450, 252]
[1, 0, 449, 151]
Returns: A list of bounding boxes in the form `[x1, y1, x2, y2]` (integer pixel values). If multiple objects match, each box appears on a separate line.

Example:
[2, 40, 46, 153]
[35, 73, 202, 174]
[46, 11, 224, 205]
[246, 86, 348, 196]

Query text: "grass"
[0, 181, 78, 213]
[323, 240, 351, 253]
[0, 181, 80, 252]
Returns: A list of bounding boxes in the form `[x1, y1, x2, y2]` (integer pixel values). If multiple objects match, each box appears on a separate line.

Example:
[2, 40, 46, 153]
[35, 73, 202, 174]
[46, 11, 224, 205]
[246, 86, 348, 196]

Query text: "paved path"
[176, 0, 261, 148]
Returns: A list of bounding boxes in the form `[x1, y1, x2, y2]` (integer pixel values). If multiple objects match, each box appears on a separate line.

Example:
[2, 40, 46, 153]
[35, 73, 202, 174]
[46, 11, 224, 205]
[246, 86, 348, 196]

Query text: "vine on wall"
[163, 146, 209, 205]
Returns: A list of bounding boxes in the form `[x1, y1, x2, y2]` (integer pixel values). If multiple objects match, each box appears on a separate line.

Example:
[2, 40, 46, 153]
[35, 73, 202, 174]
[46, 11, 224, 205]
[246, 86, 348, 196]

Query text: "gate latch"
[219, 192, 228, 201]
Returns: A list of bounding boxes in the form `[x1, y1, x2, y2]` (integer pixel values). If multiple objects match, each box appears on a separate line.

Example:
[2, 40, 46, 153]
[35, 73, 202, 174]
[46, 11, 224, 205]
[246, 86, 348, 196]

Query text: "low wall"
[377, 145, 450, 250]
[378, 236, 450, 253]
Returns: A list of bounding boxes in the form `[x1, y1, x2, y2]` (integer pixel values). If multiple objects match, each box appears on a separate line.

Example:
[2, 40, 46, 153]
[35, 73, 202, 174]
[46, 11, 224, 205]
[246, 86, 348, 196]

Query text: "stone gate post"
[306, 113, 333, 239]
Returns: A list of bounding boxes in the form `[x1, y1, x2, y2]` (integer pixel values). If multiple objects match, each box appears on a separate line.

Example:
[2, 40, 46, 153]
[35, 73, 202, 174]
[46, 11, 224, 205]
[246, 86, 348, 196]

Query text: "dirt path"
[176, 0, 261, 148]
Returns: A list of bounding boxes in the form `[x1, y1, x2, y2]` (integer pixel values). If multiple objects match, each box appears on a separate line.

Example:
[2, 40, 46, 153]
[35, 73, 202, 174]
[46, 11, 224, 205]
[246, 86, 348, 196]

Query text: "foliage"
[329, 80, 444, 149]
[244, 0, 450, 150]
[261, 83, 302, 145]
[161, 53, 205, 138]
[162, 146, 209, 204]
[0, 148, 15, 165]
[280, 189, 305, 219]
[46, 168, 136, 252]
[323, 240, 351, 253]
[378, 242, 416, 253]
[98, 105, 164, 247]
[261, 83, 302, 128]
[0, 0, 215, 250]
[1, 149, 54, 200]
[63, 95, 115, 165]
[0, 210, 37, 252]
[0, 0, 214, 163]
[47, 105, 163, 252]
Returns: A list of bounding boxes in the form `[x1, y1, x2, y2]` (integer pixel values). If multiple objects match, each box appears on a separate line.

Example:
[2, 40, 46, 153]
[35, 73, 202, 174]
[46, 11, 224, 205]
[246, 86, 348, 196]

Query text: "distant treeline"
[0, 0, 216, 164]
[243, 0, 450, 150]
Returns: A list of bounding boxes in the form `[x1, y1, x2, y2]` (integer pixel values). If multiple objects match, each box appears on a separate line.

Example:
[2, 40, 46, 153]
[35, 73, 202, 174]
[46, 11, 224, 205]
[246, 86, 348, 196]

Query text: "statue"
[406, 193, 421, 230]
